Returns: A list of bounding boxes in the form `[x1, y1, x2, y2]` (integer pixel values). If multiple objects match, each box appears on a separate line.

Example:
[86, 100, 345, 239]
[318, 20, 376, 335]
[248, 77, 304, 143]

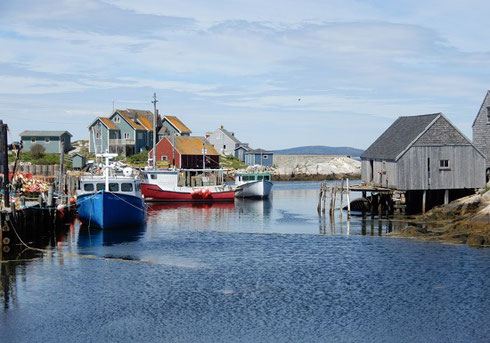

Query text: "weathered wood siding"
[361, 159, 397, 188]
[472, 91, 490, 170]
[397, 146, 485, 190]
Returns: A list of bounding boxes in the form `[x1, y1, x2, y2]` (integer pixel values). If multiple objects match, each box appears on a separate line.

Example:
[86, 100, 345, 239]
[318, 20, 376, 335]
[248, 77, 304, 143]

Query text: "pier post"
[422, 190, 426, 214]
[444, 189, 449, 205]
[321, 183, 326, 215]
[1, 121, 9, 208]
[378, 194, 382, 218]
[339, 179, 344, 218]
[317, 183, 322, 214]
[346, 178, 351, 219]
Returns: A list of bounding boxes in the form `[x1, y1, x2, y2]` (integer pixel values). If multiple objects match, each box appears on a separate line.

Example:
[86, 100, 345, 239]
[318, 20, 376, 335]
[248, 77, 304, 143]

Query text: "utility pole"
[172, 133, 175, 167]
[202, 141, 206, 170]
[0, 121, 9, 207]
[152, 93, 158, 170]
[58, 139, 65, 204]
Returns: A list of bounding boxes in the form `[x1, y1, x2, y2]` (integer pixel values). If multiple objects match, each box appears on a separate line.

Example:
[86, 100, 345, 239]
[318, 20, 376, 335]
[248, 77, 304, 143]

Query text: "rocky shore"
[270, 155, 361, 181]
[390, 189, 490, 247]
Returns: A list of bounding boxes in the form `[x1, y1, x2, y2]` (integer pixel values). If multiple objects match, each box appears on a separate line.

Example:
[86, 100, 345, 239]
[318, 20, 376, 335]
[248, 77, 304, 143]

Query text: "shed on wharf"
[360, 113, 486, 213]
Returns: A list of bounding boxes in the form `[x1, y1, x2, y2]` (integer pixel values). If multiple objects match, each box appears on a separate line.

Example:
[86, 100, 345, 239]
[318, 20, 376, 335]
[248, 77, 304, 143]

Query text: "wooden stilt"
[346, 178, 351, 219]
[444, 189, 449, 205]
[339, 179, 344, 218]
[422, 190, 426, 214]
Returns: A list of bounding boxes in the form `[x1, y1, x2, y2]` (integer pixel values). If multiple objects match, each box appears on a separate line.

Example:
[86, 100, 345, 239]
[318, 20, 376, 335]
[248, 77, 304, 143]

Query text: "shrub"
[30, 144, 45, 159]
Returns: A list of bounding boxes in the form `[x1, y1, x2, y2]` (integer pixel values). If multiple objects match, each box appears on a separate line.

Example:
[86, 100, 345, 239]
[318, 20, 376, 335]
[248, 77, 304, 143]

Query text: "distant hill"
[273, 146, 364, 156]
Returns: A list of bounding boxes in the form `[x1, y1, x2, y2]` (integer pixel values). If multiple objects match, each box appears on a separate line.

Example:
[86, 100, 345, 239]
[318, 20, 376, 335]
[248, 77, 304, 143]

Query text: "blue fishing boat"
[76, 154, 146, 229]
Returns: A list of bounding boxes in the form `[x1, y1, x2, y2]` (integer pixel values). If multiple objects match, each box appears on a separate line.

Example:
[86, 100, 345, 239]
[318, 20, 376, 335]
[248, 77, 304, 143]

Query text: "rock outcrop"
[392, 190, 490, 246]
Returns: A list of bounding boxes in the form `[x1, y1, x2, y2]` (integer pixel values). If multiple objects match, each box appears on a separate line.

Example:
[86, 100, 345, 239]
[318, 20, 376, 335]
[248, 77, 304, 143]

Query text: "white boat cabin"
[142, 168, 227, 188]
[235, 173, 271, 183]
[78, 176, 142, 197]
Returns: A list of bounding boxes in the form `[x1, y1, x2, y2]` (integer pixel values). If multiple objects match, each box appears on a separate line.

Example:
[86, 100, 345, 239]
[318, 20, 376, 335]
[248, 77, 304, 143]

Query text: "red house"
[149, 136, 220, 169]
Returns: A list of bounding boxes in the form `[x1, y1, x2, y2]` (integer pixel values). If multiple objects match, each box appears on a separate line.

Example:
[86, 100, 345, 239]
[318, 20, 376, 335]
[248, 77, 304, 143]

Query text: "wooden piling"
[346, 178, 351, 219]
[339, 179, 344, 218]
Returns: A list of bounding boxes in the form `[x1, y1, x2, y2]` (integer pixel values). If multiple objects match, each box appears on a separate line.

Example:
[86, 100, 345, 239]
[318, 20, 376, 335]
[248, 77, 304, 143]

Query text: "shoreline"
[271, 172, 361, 182]
[387, 191, 490, 247]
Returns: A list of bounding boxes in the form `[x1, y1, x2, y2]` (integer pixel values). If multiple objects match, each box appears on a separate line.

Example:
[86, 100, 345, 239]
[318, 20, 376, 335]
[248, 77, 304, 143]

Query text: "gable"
[472, 90, 490, 128]
[360, 113, 440, 161]
[413, 116, 471, 146]
[164, 116, 191, 134]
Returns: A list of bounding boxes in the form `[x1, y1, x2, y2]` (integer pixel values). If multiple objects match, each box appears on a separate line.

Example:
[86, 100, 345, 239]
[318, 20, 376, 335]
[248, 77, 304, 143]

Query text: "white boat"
[234, 172, 273, 199]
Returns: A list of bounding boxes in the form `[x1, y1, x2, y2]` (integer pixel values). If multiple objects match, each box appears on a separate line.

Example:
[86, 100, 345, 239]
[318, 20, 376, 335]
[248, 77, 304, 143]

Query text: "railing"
[109, 139, 135, 146]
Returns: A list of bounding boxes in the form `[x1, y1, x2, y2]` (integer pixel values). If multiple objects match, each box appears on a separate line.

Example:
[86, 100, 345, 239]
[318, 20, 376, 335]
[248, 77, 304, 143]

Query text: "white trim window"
[31, 137, 36, 143]
[486, 106, 490, 123]
[124, 133, 130, 139]
[45, 137, 50, 143]
[263, 155, 268, 159]
[161, 155, 168, 161]
[439, 159, 450, 169]
[114, 116, 121, 123]
[95, 132, 101, 139]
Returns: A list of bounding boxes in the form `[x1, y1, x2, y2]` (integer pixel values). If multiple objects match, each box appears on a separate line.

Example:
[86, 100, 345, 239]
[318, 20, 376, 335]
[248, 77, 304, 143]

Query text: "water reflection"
[77, 224, 146, 247]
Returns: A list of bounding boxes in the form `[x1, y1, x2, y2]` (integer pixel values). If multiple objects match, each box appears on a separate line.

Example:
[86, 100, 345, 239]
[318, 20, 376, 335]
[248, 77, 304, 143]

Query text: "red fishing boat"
[141, 169, 235, 202]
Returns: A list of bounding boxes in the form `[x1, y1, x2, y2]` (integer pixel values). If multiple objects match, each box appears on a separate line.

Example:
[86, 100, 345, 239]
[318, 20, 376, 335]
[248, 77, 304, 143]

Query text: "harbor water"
[1, 182, 489, 342]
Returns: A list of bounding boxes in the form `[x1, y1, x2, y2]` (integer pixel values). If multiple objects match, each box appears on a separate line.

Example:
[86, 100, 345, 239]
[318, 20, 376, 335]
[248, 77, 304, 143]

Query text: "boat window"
[96, 183, 105, 191]
[150, 174, 157, 179]
[83, 183, 94, 192]
[264, 175, 270, 181]
[135, 183, 141, 191]
[109, 183, 119, 192]
[121, 183, 133, 192]
[257, 175, 264, 180]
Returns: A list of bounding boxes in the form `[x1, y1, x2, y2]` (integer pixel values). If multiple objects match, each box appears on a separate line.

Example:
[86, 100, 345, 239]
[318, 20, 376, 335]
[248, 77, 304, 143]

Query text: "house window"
[124, 133, 130, 139]
[487, 106, 490, 123]
[440, 160, 450, 169]
[31, 137, 36, 143]
[223, 144, 226, 149]
[161, 155, 168, 161]
[95, 132, 101, 139]
[263, 155, 268, 159]
[114, 116, 120, 123]
[45, 137, 50, 143]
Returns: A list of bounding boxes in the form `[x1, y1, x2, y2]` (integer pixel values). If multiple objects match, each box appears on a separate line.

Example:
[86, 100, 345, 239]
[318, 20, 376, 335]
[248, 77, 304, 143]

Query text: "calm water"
[1, 182, 489, 342]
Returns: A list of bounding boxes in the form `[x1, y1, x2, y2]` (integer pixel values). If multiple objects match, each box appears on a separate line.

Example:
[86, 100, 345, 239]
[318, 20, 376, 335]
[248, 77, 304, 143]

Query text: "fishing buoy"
[3, 246, 10, 253]
[2, 237, 10, 245]
[70, 197, 76, 205]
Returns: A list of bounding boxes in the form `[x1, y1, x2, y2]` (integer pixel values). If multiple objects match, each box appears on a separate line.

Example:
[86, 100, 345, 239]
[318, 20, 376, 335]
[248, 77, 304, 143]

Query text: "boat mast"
[152, 93, 158, 170]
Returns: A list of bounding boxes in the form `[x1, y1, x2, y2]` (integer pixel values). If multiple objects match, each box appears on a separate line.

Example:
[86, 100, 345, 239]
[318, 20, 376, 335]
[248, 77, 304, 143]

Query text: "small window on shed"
[84, 183, 95, 192]
[45, 137, 50, 143]
[31, 137, 36, 143]
[439, 160, 450, 169]
[121, 183, 133, 192]
[487, 106, 490, 122]
[161, 155, 168, 161]
[263, 155, 268, 159]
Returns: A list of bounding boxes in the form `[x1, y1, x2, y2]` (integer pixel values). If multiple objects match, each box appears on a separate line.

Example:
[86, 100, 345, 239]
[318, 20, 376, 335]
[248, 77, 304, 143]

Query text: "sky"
[0, 0, 489, 150]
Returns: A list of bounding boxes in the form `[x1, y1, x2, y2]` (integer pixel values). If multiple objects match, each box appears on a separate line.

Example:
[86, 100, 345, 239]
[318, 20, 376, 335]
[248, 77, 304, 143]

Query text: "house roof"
[165, 116, 192, 134]
[114, 110, 146, 130]
[173, 136, 218, 155]
[361, 113, 441, 161]
[472, 90, 490, 128]
[20, 130, 73, 137]
[218, 127, 241, 144]
[247, 148, 273, 154]
[99, 117, 119, 130]
[234, 144, 250, 151]
[137, 116, 153, 131]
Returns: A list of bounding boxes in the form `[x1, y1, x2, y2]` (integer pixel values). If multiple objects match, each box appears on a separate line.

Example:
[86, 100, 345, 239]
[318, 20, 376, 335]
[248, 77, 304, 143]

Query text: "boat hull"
[77, 191, 146, 229]
[235, 180, 273, 199]
[141, 183, 235, 202]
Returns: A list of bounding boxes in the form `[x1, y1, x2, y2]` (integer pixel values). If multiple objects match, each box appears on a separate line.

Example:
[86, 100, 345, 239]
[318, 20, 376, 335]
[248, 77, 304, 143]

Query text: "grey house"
[245, 148, 274, 167]
[472, 90, 490, 181]
[361, 113, 485, 208]
[207, 126, 245, 156]
[20, 130, 72, 153]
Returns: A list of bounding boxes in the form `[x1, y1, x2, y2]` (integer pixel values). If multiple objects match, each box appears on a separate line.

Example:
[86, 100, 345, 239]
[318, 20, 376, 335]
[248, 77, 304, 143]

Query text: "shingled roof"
[164, 116, 192, 134]
[20, 130, 72, 137]
[173, 136, 218, 155]
[361, 113, 440, 161]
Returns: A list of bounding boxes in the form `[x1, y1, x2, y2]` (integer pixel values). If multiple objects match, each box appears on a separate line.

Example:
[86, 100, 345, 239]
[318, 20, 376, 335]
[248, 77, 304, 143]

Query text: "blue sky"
[0, 0, 489, 150]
